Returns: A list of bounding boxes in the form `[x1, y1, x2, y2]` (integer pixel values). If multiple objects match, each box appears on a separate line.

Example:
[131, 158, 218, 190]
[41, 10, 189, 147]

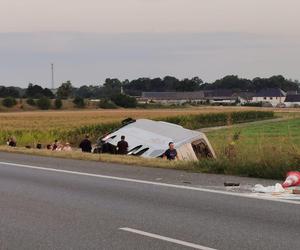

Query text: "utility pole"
[51, 63, 54, 90]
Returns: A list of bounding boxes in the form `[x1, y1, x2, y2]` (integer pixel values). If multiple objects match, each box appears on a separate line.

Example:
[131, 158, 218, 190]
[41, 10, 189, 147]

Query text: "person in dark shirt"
[117, 135, 128, 155]
[52, 140, 58, 151]
[79, 135, 92, 153]
[7, 137, 17, 147]
[163, 142, 178, 160]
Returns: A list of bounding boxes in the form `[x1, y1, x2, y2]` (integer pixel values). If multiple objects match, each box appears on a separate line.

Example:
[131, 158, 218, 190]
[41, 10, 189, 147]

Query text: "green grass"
[203, 118, 300, 179]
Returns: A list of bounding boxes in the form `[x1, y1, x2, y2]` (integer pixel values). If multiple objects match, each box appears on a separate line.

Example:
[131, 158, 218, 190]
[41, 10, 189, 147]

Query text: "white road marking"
[119, 227, 217, 250]
[0, 161, 299, 205]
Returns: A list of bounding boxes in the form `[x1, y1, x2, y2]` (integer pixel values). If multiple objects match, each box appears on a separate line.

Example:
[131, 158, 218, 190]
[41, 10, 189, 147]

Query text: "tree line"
[0, 75, 299, 109]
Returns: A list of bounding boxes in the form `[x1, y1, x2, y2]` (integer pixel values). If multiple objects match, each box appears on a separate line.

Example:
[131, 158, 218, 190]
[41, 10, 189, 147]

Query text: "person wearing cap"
[163, 142, 178, 160]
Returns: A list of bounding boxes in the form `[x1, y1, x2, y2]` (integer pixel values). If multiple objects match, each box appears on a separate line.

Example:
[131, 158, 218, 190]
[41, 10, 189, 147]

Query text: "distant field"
[0, 106, 263, 131]
[0, 106, 271, 146]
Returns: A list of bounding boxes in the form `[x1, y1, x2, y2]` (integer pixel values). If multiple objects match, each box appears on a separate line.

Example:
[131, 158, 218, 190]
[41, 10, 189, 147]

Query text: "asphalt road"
[0, 152, 299, 250]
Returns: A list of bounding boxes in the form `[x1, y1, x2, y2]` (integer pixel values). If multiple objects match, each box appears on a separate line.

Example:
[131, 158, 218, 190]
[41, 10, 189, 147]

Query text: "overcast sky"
[1, 0, 300, 87]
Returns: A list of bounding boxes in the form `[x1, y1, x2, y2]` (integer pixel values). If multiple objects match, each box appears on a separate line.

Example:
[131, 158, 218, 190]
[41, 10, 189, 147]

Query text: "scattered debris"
[282, 171, 300, 188]
[292, 189, 300, 195]
[224, 182, 240, 187]
[253, 183, 285, 193]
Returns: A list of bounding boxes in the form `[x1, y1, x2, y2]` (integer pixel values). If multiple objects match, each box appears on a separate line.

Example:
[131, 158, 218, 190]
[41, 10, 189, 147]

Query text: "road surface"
[0, 152, 299, 250]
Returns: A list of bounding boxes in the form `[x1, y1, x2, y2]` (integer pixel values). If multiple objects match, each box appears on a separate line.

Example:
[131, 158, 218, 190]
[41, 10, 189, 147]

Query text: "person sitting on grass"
[7, 137, 17, 147]
[163, 142, 179, 161]
[63, 142, 72, 152]
[52, 139, 58, 151]
[79, 135, 92, 153]
[117, 135, 128, 155]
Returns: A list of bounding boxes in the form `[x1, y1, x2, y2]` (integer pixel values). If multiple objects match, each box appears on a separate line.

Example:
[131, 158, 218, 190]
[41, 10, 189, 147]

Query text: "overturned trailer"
[98, 119, 216, 161]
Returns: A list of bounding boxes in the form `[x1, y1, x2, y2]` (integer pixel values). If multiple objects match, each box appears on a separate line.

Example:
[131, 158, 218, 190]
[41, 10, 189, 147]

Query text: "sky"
[0, 0, 300, 87]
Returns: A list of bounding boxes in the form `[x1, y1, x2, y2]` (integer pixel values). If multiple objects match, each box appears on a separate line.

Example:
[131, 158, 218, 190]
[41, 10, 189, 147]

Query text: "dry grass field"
[0, 106, 264, 131]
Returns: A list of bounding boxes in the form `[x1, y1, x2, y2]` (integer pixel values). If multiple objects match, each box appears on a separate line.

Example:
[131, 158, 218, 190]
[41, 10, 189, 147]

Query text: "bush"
[73, 96, 85, 108]
[111, 94, 137, 108]
[161, 111, 274, 129]
[242, 102, 263, 107]
[2, 97, 17, 108]
[54, 98, 63, 109]
[36, 97, 51, 110]
[26, 98, 36, 106]
[98, 99, 118, 109]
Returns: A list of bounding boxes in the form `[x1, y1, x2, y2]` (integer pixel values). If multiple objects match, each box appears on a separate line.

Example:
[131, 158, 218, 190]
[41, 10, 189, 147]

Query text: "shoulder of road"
[0, 151, 277, 189]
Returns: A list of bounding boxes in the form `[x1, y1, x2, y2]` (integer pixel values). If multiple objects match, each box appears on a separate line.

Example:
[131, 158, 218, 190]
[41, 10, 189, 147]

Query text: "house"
[97, 119, 216, 161]
[140, 91, 205, 104]
[284, 94, 300, 107]
[252, 88, 286, 107]
[233, 92, 255, 104]
[204, 90, 253, 105]
[204, 89, 236, 104]
[140, 90, 253, 105]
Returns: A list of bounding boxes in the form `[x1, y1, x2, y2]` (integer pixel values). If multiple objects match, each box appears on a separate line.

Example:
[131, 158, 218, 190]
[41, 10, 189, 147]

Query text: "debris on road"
[292, 189, 300, 195]
[282, 171, 300, 188]
[253, 183, 285, 194]
[224, 182, 240, 187]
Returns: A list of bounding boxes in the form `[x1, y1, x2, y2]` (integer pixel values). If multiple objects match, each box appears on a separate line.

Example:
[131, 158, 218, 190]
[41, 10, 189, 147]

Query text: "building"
[204, 90, 236, 104]
[140, 90, 253, 105]
[140, 91, 205, 104]
[252, 88, 286, 107]
[284, 94, 300, 107]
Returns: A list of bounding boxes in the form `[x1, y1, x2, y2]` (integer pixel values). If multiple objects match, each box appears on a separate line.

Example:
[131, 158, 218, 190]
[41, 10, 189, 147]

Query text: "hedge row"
[161, 111, 274, 130]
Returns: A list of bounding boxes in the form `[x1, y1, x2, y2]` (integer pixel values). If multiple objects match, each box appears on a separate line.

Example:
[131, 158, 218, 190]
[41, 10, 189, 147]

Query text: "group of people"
[46, 140, 72, 152]
[78, 134, 129, 155]
[5, 134, 179, 161]
[79, 134, 179, 160]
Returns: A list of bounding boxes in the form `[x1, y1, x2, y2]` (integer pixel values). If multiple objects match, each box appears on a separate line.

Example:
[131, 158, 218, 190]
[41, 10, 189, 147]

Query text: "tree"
[111, 94, 137, 108]
[42, 88, 55, 99]
[0, 86, 20, 98]
[98, 99, 118, 109]
[36, 97, 51, 110]
[57, 81, 73, 99]
[2, 97, 17, 108]
[175, 77, 203, 91]
[73, 96, 85, 108]
[26, 83, 44, 98]
[54, 98, 63, 109]
[75, 85, 93, 98]
[26, 98, 36, 106]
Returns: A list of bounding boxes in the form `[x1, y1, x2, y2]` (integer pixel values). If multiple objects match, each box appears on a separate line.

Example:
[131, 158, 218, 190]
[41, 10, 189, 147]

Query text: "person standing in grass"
[163, 142, 178, 161]
[117, 135, 128, 155]
[79, 135, 92, 153]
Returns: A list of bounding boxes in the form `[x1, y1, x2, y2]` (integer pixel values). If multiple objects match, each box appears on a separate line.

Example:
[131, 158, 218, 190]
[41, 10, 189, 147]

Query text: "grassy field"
[0, 107, 267, 146]
[1, 107, 300, 179]
[204, 117, 300, 179]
